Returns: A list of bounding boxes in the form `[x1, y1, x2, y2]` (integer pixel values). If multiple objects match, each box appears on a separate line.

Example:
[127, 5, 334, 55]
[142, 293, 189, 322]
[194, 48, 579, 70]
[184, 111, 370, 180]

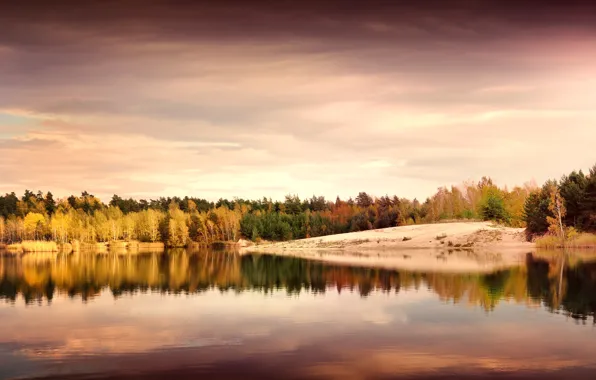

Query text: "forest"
[0, 163, 594, 248]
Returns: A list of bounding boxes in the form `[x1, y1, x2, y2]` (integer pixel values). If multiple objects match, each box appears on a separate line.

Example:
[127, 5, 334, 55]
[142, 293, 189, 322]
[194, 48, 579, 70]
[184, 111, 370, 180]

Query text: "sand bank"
[240, 222, 535, 272]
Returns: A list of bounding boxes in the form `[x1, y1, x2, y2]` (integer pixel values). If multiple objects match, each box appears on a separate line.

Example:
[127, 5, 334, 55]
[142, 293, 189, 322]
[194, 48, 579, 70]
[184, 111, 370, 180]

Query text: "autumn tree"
[0, 216, 5, 243]
[23, 212, 47, 240]
[545, 182, 566, 242]
[166, 202, 189, 247]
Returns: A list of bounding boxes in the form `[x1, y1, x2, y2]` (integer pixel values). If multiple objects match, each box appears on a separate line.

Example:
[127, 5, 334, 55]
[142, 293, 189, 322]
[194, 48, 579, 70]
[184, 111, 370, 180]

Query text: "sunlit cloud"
[1, 1, 595, 200]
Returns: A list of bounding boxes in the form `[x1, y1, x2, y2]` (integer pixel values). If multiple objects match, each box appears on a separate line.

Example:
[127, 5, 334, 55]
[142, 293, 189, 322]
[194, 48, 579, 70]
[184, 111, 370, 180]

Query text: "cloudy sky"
[1, 0, 595, 201]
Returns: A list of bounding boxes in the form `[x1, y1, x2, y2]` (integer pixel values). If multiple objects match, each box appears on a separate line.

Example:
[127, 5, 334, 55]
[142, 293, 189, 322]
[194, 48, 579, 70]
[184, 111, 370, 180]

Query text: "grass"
[536, 233, 596, 249]
[6, 243, 22, 252]
[21, 241, 59, 253]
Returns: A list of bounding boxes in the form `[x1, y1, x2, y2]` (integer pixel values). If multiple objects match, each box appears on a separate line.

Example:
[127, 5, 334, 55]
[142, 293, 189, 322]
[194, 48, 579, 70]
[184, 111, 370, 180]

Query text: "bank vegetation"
[0, 163, 594, 252]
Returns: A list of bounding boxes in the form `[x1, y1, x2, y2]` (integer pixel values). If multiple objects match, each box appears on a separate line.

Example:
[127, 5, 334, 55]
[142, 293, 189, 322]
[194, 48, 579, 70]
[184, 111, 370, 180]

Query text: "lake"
[1, 250, 595, 379]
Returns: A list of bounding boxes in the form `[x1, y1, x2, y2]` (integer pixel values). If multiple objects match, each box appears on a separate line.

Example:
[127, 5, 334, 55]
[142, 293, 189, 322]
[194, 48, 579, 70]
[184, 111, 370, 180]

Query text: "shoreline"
[239, 221, 535, 272]
[241, 221, 534, 252]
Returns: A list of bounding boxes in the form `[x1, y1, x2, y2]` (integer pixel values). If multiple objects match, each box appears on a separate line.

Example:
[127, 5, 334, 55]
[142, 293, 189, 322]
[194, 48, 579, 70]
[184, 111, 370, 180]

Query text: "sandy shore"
[240, 222, 535, 272]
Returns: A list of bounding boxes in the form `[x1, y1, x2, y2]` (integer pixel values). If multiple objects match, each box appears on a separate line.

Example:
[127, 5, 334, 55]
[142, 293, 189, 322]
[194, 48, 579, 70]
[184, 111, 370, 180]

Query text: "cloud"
[1, 1, 595, 200]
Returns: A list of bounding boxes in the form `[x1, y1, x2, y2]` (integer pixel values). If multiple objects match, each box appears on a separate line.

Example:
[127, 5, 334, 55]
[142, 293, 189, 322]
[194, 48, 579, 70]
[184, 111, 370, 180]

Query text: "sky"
[1, 0, 595, 202]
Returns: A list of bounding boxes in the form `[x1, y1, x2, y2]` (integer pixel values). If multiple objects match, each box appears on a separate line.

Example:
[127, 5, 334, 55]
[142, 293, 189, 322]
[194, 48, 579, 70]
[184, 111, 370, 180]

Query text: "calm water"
[1, 250, 596, 380]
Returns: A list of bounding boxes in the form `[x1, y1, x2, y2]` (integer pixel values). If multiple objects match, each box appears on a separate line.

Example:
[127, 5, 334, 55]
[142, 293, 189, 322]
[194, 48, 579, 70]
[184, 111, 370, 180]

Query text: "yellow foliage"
[23, 212, 47, 240]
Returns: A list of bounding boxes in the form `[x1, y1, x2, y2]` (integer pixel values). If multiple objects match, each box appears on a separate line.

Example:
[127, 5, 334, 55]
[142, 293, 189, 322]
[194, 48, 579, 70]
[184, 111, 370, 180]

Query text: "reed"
[535, 233, 596, 249]
[7, 243, 22, 253]
[20, 240, 59, 253]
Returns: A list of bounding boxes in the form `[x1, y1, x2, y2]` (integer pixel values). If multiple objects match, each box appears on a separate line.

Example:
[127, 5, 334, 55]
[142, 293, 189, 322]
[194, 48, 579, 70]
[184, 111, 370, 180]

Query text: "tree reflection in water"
[1, 250, 595, 323]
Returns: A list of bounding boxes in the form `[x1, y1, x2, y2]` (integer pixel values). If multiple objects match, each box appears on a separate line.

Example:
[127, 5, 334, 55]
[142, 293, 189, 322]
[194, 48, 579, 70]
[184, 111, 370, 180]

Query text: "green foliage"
[523, 165, 596, 236]
[523, 190, 551, 236]
[480, 190, 510, 223]
[581, 165, 596, 231]
[559, 171, 588, 228]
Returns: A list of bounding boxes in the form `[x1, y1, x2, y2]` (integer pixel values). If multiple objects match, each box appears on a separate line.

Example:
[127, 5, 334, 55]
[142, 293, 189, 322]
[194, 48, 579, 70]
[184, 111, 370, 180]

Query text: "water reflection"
[1, 250, 595, 322]
[1, 250, 596, 379]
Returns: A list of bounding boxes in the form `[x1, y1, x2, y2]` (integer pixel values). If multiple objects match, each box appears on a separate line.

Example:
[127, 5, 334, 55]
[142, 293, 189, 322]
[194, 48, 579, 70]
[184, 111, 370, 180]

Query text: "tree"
[308, 195, 327, 212]
[50, 211, 71, 243]
[559, 171, 587, 229]
[580, 165, 596, 231]
[45, 192, 56, 216]
[283, 195, 302, 215]
[0, 192, 19, 219]
[0, 216, 5, 243]
[147, 209, 163, 242]
[166, 202, 189, 247]
[350, 211, 372, 231]
[547, 183, 566, 241]
[355, 192, 373, 208]
[479, 189, 509, 223]
[23, 212, 47, 240]
[523, 191, 550, 236]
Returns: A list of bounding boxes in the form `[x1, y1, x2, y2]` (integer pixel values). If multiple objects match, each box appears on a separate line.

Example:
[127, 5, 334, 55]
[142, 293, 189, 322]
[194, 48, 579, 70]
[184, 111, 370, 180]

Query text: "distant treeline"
[0, 163, 594, 246]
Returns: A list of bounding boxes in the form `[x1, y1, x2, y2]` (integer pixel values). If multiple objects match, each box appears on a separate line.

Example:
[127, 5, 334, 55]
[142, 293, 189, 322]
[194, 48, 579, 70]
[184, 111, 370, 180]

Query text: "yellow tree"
[106, 206, 123, 241]
[0, 216, 5, 243]
[147, 209, 163, 242]
[123, 213, 136, 241]
[504, 186, 531, 228]
[94, 211, 111, 242]
[23, 212, 47, 240]
[167, 203, 189, 247]
[50, 211, 71, 243]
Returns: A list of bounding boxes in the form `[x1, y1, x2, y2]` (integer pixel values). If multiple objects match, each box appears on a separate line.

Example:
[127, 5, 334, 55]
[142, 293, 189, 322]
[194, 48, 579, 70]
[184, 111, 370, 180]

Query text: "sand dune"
[240, 222, 535, 272]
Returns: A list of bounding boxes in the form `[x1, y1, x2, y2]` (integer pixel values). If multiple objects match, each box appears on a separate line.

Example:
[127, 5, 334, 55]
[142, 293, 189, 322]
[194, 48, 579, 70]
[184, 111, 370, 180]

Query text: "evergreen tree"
[45, 192, 56, 216]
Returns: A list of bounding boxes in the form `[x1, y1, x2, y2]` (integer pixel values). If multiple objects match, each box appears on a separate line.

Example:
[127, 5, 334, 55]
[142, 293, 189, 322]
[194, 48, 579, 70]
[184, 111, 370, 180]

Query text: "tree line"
[1, 163, 594, 247]
[524, 164, 596, 239]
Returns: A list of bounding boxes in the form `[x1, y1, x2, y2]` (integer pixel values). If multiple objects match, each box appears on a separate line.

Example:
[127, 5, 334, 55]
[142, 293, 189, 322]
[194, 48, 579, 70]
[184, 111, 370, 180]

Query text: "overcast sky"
[1, 0, 595, 201]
